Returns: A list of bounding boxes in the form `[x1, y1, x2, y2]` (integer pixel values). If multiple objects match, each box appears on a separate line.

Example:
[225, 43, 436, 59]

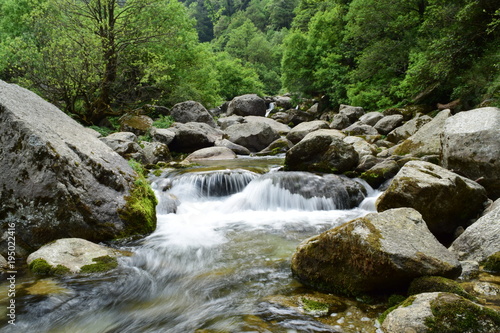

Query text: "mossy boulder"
[376, 161, 487, 242]
[0, 80, 157, 256]
[285, 120, 330, 144]
[285, 129, 358, 174]
[291, 208, 461, 297]
[27, 238, 128, 275]
[382, 292, 500, 333]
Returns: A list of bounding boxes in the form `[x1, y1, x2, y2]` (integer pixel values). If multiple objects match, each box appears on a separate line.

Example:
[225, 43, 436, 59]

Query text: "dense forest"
[0, 0, 499, 125]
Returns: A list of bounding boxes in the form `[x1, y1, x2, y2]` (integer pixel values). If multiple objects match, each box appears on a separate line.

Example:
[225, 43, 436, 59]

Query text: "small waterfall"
[265, 102, 275, 117]
[157, 169, 259, 199]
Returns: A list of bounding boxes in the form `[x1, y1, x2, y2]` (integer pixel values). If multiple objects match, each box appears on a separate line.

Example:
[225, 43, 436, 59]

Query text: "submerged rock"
[291, 208, 461, 296]
[0, 80, 156, 255]
[381, 292, 500, 333]
[376, 161, 487, 241]
[441, 107, 500, 199]
[27, 238, 127, 275]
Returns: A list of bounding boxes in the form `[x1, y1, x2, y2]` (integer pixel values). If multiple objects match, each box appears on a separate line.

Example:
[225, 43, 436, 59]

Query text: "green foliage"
[89, 125, 114, 137]
[153, 115, 175, 129]
[80, 256, 118, 273]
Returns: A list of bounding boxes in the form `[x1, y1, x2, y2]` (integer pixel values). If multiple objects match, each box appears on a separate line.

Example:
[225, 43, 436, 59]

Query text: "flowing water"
[1, 156, 383, 332]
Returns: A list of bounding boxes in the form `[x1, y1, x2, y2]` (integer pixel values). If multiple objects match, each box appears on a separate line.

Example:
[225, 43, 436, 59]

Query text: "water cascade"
[3, 162, 383, 333]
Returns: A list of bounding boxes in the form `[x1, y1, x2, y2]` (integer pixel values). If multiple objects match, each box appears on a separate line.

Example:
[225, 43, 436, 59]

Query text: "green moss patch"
[408, 276, 476, 301]
[80, 256, 118, 273]
[483, 252, 500, 273]
[425, 293, 500, 332]
[117, 160, 158, 237]
[29, 259, 70, 277]
[378, 295, 416, 324]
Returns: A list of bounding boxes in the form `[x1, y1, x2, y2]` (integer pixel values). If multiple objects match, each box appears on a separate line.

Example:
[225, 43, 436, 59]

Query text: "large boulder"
[286, 120, 330, 144]
[0, 81, 156, 255]
[381, 292, 500, 333]
[441, 107, 500, 199]
[376, 161, 488, 241]
[342, 121, 379, 136]
[225, 121, 280, 152]
[291, 208, 462, 296]
[449, 200, 500, 262]
[170, 100, 216, 127]
[244, 116, 292, 135]
[141, 141, 172, 164]
[338, 104, 365, 122]
[386, 114, 432, 143]
[227, 94, 267, 117]
[359, 111, 384, 126]
[215, 138, 251, 155]
[119, 114, 153, 136]
[373, 114, 404, 135]
[184, 147, 237, 162]
[393, 109, 450, 157]
[27, 238, 126, 274]
[168, 122, 224, 153]
[285, 129, 358, 173]
[151, 127, 175, 145]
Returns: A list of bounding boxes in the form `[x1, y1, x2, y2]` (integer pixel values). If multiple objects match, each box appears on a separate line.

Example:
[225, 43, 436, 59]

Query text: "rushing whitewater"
[4, 164, 382, 333]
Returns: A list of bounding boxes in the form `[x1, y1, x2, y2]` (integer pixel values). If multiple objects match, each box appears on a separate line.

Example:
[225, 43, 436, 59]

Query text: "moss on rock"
[425, 293, 500, 332]
[482, 252, 500, 273]
[29, 259, 71, 276]
[408, 276, 476, 301]
[80, 255, 118, 273]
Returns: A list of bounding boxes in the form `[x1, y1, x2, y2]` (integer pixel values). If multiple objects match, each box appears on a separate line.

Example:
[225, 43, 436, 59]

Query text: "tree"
[2, 0, 219, 124]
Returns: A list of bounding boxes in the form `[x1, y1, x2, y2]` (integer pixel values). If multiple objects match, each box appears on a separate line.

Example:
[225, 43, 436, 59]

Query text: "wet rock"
[119, 114, 153, 136]
[141, 141, 172, 164]
[376, 161, 488, 240]
[0, 80, 155, 255]
[449, 203, 500, 263]
[170, 101, 216, 127]
[263, 172, 367, 209]
[227, 94, 267, 117]
[27, 238, 126, 274]
[386, 115, 432, 143]
[286, 120, 330, 144]
[291, 208, 461, 296]
[168, 122, 224, 153]
[381, 292, 500, 333]
[359, 111, 384, 126]
[285, 129, 357, 174]
[393, 109, 450, 157]
[184, 147, 237, 162]
[215, 138, 251, 155]
[225, 121, 280, 152]
[441, 107, 500, 199]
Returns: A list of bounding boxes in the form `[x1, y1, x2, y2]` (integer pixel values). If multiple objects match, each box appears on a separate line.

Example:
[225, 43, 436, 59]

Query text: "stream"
[1, 156, 384, 332]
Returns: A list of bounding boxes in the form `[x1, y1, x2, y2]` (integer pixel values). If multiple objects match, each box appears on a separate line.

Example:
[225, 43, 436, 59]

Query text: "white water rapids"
[3, 162, 382, 333]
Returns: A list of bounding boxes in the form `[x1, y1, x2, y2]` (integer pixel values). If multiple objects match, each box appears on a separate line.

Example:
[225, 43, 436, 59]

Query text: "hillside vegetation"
[1, 0, 498, 124]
